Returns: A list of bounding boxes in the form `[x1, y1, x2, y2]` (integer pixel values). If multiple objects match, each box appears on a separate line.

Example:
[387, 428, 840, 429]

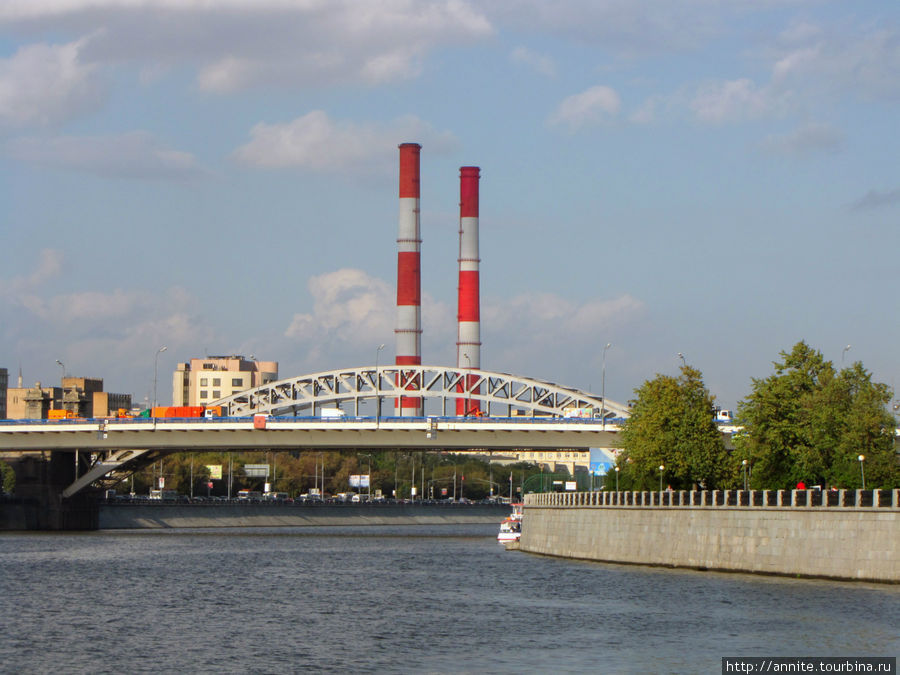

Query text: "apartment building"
[172, 355, 278, 407]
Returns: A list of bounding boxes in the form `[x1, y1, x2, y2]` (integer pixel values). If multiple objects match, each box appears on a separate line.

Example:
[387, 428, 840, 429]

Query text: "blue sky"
[1, 0, 898, 412]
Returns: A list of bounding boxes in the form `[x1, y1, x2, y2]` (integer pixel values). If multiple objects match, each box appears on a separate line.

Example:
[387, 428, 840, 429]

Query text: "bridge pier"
[0, 451, 98, 530]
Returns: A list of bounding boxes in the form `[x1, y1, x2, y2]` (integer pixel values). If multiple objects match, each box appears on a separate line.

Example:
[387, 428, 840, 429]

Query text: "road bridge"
[0, 365, 630, 499]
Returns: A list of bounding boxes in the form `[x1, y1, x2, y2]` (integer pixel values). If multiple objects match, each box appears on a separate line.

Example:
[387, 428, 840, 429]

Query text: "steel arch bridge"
[213, 365, 631, 420]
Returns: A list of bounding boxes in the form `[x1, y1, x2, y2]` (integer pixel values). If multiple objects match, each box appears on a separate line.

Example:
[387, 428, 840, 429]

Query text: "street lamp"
[55, 359, 66, 380]
[359, 453, 372, 500]
[841, 344, 851, 366]
[858, 454, 866, 490]
[463, 353, 471, 416]
[601, 343, 611, 429]
[677, 353, 686, 368]
[659, 464, 665, 492]
[375, 344, 385, 425]
[153, 346, 168, 409]
[742, 459, 748, 491]
[614, 465, 619, 492]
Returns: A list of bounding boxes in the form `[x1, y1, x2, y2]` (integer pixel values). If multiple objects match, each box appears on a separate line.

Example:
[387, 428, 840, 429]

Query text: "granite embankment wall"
[98, 502, 506, 529]
[520, 490, 900, 583]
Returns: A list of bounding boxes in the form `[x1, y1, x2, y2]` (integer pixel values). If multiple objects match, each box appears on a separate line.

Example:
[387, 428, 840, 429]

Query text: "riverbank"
[98, 502, 507, 529]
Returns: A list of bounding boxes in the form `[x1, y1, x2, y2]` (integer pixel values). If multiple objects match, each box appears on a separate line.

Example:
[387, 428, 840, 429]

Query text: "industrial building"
[5, 376, 131, 419]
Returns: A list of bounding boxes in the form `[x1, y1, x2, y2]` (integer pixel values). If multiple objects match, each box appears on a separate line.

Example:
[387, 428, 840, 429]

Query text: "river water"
[1, 524, 897, 674]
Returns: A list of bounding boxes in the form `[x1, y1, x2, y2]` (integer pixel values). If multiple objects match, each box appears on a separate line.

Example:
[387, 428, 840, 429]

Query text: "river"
[1, 524, 897, 673]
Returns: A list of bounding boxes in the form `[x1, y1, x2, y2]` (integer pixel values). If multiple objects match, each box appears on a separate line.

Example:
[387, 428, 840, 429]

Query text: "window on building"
[200, 378, 208, 386]
[213, 391, 221, 398]
[213, 378, 221, 386]
[232, 378, 243, 386]
[200, 391, 208, 399]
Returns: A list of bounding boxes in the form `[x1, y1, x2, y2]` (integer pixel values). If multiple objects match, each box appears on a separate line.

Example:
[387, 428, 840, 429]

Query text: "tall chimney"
[395, 142, 422, 416]
[457, 166, 481, 415]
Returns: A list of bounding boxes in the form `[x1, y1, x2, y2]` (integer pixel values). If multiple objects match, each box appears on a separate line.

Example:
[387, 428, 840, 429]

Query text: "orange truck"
[48, 409, 75, 420]
[151, 406, 223, 418]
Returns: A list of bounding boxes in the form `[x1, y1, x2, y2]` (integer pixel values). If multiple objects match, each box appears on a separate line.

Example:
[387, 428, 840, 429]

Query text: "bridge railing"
[0, 414, 628, 426]
[526, 489, 900, 510]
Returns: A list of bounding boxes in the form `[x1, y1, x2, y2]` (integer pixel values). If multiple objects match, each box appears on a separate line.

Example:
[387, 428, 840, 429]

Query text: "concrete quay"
[97, 502, 506, 530]
[520, 489, 900, 583]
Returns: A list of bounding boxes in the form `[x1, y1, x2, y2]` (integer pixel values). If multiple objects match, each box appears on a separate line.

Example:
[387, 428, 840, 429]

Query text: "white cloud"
[0, 249, 63, 300]
[1, 1, 493, 93]
[768, 22, 900, 102]
[5, 131, 204, 179]
[688, 21, 900, 126]
[282, 269, 645, 379]
[762, 122, 843, 158]
[510, 46, 556, 76]
[284, 269, 396, 364]
[690, 78, 790, 123]
[0, 39, 101, 126]
[548, 85, 621, 131]
[485, 0, 720, 56]
[0, 251, 219, 394]
[232, 110, 457, 173]
[483, 291, 645, 384]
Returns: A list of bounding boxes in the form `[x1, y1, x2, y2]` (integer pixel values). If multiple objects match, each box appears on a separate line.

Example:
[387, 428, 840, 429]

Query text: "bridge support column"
[1, 451, 98, 530]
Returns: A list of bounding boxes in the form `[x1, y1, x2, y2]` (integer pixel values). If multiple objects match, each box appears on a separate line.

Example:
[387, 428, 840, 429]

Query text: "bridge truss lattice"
[213, 365, 631, 420]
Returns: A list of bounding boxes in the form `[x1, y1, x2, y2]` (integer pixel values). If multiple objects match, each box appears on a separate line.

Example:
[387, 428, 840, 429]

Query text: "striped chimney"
[457, 166, 481, 416]
[395, 142, 422, 416]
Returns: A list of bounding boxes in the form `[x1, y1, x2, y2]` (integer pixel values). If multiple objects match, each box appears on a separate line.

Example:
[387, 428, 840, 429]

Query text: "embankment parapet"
[520, 490, 899, 583]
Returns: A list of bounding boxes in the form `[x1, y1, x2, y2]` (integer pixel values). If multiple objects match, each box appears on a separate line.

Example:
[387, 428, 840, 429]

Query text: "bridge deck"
[0, 417, 625, 451]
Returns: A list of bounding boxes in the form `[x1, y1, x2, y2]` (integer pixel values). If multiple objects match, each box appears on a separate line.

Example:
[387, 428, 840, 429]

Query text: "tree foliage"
[734, 341, 899, 489]
[618, 365, 733, 490]
[1, 460, 16, 494]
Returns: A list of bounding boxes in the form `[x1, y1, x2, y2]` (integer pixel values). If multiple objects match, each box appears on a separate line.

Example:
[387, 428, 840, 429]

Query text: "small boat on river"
[497, 503, 523, 543]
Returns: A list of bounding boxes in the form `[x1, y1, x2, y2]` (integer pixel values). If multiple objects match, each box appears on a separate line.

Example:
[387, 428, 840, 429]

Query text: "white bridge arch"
[213, 365, 631, 420]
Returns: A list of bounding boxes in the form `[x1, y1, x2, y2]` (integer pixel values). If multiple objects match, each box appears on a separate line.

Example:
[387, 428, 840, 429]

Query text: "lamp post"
[153, 346, 168, 409]
[375, 344, 385, 426]
[601, 343, 611, 429]
[55, 359, 66, 380]
[742, 459, 748, 491]
[463, 353, 471, 416]
[677, 352, 686, 368]
[614, 465, 619, 491]
[842, 344, 851, 366]
[360, 453, 372, 499]
[659, 464, 665, 492]
[858, 454, 866, 490]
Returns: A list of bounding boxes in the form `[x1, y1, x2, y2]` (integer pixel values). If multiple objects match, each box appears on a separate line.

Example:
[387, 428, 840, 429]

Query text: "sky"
[1, 0, 898, 413]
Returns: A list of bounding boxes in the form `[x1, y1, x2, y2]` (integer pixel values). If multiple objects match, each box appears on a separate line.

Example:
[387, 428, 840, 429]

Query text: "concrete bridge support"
[0, 451, 98, 530]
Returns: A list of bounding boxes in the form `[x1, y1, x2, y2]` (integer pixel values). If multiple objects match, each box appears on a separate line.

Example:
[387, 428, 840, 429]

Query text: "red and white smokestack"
[457, 166, 481, 416]
[395, 142, 422, 416]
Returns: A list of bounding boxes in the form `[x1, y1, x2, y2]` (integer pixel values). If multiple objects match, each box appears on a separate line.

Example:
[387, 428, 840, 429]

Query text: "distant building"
[6, 383, 61, 419]
[0, 368, 7, 419]
[6, 376, 131, 419]
[172, 355, 278, 407]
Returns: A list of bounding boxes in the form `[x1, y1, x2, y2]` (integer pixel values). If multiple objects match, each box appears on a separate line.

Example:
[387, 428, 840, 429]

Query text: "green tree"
[1, 460, 16, 494]
[734, 341, 899, 489]
[618, 365, 732, 490]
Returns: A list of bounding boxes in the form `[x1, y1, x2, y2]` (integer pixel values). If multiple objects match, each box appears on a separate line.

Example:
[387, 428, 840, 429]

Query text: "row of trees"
[129, 450, 542, 501]
[616, 341, 899, 490]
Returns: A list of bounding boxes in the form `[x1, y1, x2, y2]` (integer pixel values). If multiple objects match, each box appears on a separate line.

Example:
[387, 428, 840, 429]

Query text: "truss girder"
[62, 448, 159, 498]
[213, 365, 631, 420]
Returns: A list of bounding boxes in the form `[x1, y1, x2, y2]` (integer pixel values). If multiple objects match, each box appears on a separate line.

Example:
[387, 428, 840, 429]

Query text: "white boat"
[497, 503, 523, 543]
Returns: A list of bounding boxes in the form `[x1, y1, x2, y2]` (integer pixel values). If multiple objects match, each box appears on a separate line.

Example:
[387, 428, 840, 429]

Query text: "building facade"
[6, 376, 131, 419]
[172, 356, 278, 407]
